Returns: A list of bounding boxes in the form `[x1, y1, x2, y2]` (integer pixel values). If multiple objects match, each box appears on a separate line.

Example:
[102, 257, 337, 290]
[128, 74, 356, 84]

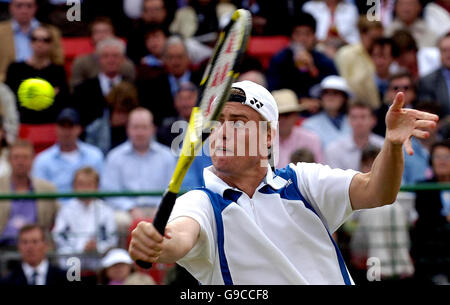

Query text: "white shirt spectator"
[22, 259, 49, 285]
[424, 2, 450, 38]
[325, 133, 385, 170]
[302, 0, 360, 44]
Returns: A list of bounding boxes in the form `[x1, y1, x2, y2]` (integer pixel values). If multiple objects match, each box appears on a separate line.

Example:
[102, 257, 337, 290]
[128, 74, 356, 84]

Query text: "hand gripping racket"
[136, 9, 252, 269]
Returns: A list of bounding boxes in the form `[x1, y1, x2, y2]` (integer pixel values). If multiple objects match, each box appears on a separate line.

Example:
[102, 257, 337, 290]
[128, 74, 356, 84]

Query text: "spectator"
[302, 0, 360, 45]
[356, 0, 395, 28]
[0, 81, 18, 144]
[390, 29, 441, 81]
[0, 0, 64, 82]
[73, 37, 131, 127]
[272, 88, 324, 168]
[418, 32, 450, 116]
[32, 108, 104, 196]
[52, 167, 118, 270]
[373, 72, 418, 137]
[0, 140, 58, 247]
[402, 100, 441, 185]
[169, 0, 219, 42]
[101, 108, 176, 239]
[0, 115, 11, 177]
[140, 23, 168, 69]
[302, 75, 352, 148]
[325, 101, 384, 170]
[349, 146, 415, 283]
[70, 17, 136, 90]
[386, 0, 439, 48]
[0, 224, 68, 285]
[136, 35, 202, 126]
[334, 17, 384, 110]
[126, 0, 171, 64]
[98, 248, 155, 285]
[424, 0, 450, 38]
[5, 24, 69, 124]
[85, 81, 140, 156]
[370, 37, 397, 100]
[237, 69, 267, 88]
[412, 140, 450, 284]
[267, 12, 338, 109]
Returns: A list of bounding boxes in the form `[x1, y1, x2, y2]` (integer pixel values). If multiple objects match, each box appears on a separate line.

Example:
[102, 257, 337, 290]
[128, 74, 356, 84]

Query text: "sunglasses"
[390, 85, 411, 91]
[31, 36, 52, 43]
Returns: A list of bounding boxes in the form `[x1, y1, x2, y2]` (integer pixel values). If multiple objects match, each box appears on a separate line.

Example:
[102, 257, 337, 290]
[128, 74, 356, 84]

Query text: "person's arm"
[349, 93, 439, 210]
[129, 216, 200, 264]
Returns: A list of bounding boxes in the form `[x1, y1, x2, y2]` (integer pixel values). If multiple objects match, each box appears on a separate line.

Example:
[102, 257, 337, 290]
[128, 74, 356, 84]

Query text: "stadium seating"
[19, 123, 57, 154]
[246, 36, 290, 69]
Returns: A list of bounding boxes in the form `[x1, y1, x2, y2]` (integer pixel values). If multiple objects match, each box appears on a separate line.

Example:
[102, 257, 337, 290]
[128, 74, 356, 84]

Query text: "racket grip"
[135, 190, 179, 269]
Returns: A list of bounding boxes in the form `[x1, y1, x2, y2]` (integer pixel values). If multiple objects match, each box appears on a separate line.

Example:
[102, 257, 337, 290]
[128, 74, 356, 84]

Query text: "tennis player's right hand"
[128, 221, 172, 263]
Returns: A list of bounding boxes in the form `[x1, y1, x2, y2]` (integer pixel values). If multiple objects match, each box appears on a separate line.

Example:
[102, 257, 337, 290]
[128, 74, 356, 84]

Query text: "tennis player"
[129, 80, 438, 284]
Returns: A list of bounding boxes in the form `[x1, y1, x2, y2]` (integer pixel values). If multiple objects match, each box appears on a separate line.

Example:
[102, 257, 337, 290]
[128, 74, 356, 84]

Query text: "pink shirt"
[276, 125, 324, 168]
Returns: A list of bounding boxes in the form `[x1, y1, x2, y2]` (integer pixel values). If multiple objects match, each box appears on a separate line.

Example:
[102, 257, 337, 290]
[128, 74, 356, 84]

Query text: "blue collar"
[11, 18, 39, 34]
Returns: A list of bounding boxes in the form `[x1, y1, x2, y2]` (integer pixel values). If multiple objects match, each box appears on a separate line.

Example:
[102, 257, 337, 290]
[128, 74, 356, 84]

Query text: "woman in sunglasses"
[5, 25, 69, 124]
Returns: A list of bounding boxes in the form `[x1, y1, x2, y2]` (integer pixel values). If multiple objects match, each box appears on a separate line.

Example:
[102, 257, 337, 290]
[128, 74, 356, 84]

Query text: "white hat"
[230, 80, 279, 124]
[101, 248, 133, 269]
[311, 75, 352, 98]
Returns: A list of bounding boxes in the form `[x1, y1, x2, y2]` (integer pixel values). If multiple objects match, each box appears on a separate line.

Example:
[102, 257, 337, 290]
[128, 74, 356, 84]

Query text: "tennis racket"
[136, 9, 252, 269]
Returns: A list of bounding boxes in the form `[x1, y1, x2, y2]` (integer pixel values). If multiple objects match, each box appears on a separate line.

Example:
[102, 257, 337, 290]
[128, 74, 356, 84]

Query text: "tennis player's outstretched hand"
[128, 221, 169, 264]
[385, 92, 439, 155]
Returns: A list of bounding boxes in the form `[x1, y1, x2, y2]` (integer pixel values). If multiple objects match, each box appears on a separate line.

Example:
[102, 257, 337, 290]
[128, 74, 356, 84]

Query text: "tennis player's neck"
[213, 166, 267, 198]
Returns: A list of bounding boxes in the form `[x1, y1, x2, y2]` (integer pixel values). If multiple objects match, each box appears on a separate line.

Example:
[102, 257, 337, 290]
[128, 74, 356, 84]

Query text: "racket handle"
[135, 190, 179, 269]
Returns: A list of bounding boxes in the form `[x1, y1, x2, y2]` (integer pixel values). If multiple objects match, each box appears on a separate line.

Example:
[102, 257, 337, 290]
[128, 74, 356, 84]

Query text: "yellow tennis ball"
[17, 78, 55, 111]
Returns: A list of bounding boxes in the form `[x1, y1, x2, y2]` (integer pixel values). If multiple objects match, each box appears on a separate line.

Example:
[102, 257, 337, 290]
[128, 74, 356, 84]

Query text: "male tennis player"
[129, 80, 438, 284]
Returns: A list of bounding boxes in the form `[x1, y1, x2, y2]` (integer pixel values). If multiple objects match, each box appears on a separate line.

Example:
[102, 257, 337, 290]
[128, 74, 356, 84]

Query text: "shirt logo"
[249, 98, 264, 109]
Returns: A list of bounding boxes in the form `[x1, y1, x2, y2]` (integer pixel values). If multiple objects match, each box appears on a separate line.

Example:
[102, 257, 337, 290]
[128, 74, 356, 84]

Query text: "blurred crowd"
[0, 0, 449, 285]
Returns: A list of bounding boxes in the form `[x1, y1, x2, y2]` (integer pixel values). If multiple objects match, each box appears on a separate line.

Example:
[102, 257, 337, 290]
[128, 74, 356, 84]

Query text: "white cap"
[101, 248, 133, 268]
[318, 75, 352, 97]
[230, 80, 279, 124]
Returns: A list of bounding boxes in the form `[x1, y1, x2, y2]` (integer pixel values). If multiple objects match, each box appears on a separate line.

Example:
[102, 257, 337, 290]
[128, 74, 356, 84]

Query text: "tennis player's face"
[210, 103, 270, 174]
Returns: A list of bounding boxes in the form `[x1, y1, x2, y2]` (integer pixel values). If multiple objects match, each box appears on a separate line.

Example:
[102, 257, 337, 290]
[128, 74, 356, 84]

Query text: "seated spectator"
[98, 248, 155, 285]
[325, 101, 384, 170]
[136, 35, 202, 126]
[390, 29, 441, 81]
[385, 0, 439, 48]
[169, 0, 219, 43]
[418, 32, 450, 116]
[373, 72, 418, 137]
[349, 146, 415, 283]
[302, 0, 360, 45]
[0, 140, 58, 247]
[0, 115, 11, 176]
[70, 17, 136, 90]
[5, 24, 69, 124]
[424, 0, 450, 38]
[85, 81, 140, 156]
[402, 100, 441, 185]
[302, 75, 352, 148]
[32, 108, 104, 197]
[73, 37, 131, 127]
[0, 81, 18, 144]
[0, 224, 68, 285]
[140, 23, 168, 69]
[267, 12, 338, 109]
[271, 88, 323, 168]
[370, 37, 397, 101]
[412, 140, 450, 284]
[0, 0, 64, 82]
[126, 0, 172, 64]
[52, 167, 118, 271]
[237, 69, 267, 88]
[335, 17, 384, 110]
[101, 108, 176, 238]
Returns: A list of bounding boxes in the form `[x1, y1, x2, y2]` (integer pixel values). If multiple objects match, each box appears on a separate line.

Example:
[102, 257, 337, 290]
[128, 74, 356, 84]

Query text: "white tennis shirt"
[168, 162, 358, 285]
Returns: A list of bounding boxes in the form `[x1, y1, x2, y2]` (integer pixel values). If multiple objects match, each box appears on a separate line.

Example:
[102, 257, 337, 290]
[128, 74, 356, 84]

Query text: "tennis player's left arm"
[349, 92, 439, 210]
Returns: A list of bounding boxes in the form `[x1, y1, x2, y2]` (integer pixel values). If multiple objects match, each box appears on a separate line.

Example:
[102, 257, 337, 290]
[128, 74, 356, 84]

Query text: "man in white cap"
[129, 80, 438, 284]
